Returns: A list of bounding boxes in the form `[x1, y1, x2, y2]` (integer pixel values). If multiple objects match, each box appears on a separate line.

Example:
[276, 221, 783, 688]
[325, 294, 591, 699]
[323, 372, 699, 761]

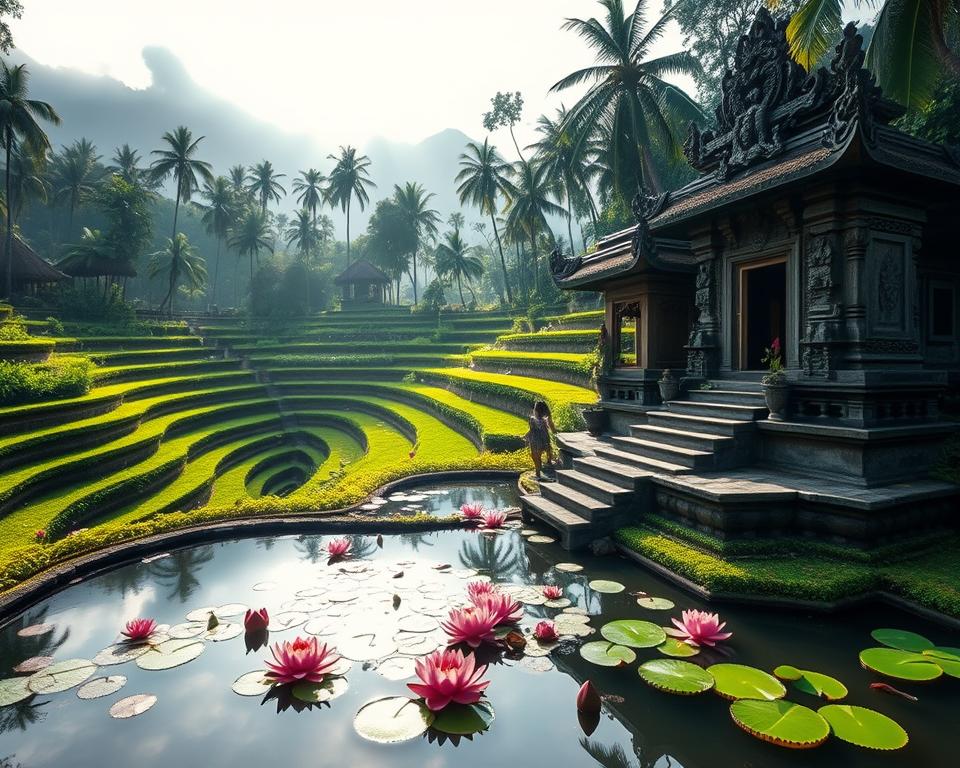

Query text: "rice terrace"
[0, 1, 958, 767]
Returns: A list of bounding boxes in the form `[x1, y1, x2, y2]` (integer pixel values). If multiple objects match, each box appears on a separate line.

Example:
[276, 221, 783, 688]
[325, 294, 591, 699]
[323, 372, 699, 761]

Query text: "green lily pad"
[231, 671, 273, 697]
[731, 700, 830, 749]
[136, 638, 205, 671]
[870, 628, 933, 653]
[12, 656, 53, 673]
[636, 596, 674, 610]
[600, 620, 666, 649]
[859, 648, 942, 681]
[0, 677, 33, 707]
[773, 666, 848, 701]
[291, 676, 349, 704]
[588, 580, 625, 594]
[77, 676, 127, 700]
[579, 640, 636, 667]
[28, 659, 97, 694]
[109, 694, 157, 719]
[657, 638, 700, 658]
[554, 563, 583, 573]
[708, 663, 786, 701]
[354, 696, 435, 743]
[819, 704, 908, 750]
[638, 659, 714, 695]
[431, 700, 495, 735]
[922, 647, 960, 678]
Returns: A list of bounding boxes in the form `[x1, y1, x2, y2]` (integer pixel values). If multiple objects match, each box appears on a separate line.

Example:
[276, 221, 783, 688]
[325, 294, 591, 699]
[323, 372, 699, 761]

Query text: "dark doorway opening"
[739, 259, 786, 370]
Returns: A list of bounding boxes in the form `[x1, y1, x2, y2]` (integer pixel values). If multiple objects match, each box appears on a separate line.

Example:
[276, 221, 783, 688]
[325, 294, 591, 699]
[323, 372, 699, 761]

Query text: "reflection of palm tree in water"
[458, 533, 526, 578]
[98, 561, 151, 598]
[398, 531, 435, 552]
[344, 535, 378, 559]
[580, 736, 675, 768]
[294, 536, 324, 564]
[148, 546, 214, 602]
[0, 698, 48, 736]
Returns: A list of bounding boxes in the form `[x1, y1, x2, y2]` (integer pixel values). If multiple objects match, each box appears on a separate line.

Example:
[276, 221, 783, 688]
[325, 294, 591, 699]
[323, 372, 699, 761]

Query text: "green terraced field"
[0, 307, 601, 591]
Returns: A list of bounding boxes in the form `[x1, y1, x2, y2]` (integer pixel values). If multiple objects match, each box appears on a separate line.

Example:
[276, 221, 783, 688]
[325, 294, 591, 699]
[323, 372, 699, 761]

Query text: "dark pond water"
[0, 483, 957, 768]
[356, 481, 519, 517]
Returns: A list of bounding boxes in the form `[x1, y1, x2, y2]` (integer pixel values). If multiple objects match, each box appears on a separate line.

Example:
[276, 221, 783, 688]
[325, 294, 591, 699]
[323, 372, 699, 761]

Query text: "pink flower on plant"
[407, 647, 490, 712]
[474, 591, 523, 626]
[34, 530, 45, 542]
[466, 580, 497, 604]
[441, 604, 499, 648]
[244, 608, 269, 632]
[542, 585, 563, 600]
[771, 337, 781, 355]
[534, 621, 559, 643]
[664, 609, 732, 647]
[122, 618, 157, 642]
[325, 537, 352, 558]
[460, 502, 485, 520]
[480, 509, 506, 529]
[264, 636, 341, 685]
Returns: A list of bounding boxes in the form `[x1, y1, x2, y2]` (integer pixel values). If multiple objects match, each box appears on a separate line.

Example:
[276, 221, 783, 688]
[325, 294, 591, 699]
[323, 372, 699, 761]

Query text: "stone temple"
[523, 10, 960, 549]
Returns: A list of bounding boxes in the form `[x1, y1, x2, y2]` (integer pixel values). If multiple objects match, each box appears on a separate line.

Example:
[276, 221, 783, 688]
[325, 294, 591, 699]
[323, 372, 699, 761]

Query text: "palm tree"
[326, 146, 375, 264]
[504, 160, 566, 295]
[196, 176, 236, 308]
[393, 182, 440, 304]
[551, 0, 702, 198]
[456, 138, 516, 302]
[229, 207, 272, 283]
[5, 143, 47, 224]
[228, 164, 247, 195]
[246, 160, 286, 214]
[292, 168, 326, 226]
[51, 139, 102, 237]
[109, 144, 156, 190]
[0, 60, 60, 298]
[286, 209, 320, 310]
[150, 126, 214, 239]
[148, 232, 207, 316]
[434, 226, 484, 307]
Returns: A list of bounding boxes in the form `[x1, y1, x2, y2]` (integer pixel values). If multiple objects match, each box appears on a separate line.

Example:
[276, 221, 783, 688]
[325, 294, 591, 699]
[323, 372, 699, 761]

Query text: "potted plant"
[761, 337, 788, 421]
[581, 405, 607, 437]
[658, 369, 679, 403]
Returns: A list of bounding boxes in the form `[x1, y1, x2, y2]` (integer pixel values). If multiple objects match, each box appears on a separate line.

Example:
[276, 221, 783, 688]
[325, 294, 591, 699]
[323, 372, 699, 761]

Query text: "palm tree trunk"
[466, 280, 478, 305]
[530, 230, 540, 296]
[490, 212, 512, 304]
[249, 252, 254, 283]
[515, 241, 526, 303]
[509, 125, 525, 163]
[211, 237, 221, 308]
[4, 134, 13, 300]
[171, 182, 182, 239]
[412, 245, 418, 304]
[566, 208, 575, 257]
[345, 199, 352, 264]
[457, 274, 465, 307]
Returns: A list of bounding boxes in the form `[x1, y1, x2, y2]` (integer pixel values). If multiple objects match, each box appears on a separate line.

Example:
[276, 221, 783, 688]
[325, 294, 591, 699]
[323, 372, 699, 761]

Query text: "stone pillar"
[685, 230, 721, 381]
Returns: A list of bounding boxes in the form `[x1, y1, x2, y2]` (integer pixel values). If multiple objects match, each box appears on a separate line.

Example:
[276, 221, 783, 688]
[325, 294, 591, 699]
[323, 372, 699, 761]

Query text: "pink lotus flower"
[264, 636, 341, 685]
[122, 618, 157, 642]
[460, 502, 485, 520]
[542, 585, 563, 600]
[466, 580, 497, 604]
[474, 591, 523, 626]
[480, 509, 506, 529]
[34, 530, 45, 542]
[244, 608, 269, 632]
[534, 621, 559, 643]
[771, 337, 781, 355]
[577, 680, 602, 714]
[326, 537, 352, 558]
[407, 648, 490, 711]
[665, 609, 732, 647]
[441, 604, 499, 648]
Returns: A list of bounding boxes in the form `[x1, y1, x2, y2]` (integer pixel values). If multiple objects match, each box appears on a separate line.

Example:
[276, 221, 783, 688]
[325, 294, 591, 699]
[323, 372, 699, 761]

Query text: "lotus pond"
[0, 483, 957, 768]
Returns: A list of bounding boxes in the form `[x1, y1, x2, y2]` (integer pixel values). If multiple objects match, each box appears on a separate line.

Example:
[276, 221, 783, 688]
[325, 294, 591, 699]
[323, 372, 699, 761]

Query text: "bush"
[0, 317, 30, 341]
[45, 316, 65, 336]
[0, 356, 94, 406]
[55, 284, 137, 325]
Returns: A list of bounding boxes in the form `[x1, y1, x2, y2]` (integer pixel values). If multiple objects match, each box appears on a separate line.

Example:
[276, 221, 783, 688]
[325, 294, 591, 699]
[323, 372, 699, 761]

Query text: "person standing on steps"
[526, 401, 556, 480]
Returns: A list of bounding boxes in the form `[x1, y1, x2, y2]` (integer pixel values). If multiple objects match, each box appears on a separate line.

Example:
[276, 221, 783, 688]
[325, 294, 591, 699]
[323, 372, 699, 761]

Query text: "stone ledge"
[758, 419, 957, 442]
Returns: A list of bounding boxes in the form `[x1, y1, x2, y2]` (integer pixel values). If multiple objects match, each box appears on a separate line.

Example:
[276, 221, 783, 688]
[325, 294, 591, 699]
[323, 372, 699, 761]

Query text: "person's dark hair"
[533, 401, 551, 418]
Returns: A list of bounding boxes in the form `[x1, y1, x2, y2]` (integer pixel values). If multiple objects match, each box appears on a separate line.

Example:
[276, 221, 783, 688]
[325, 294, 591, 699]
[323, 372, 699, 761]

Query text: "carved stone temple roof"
[552, 9, 960, 291]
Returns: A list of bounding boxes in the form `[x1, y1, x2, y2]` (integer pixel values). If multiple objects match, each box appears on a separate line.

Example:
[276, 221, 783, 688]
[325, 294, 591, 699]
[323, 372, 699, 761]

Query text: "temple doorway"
[737, 257, 786, 370]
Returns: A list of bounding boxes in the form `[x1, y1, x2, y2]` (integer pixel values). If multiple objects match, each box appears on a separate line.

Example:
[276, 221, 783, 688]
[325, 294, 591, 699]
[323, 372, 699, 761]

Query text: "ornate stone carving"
[693, 260, 715, 325]
[630, 188, 667, 259]
[866, 217, 914, 235]
[876, 245, 904, 326]
[549, 248, 582, 280]
[862, 339, 919, 354]
[806, 236, 838, 316]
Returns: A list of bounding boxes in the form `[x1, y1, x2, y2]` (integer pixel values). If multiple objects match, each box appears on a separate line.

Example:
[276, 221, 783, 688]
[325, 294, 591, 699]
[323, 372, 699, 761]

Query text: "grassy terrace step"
[264, 366, 413, 382]
[0, 338, 56, 362]
[540, 309, 603, 329]
[84, 347, 227, 366]
[92, 358, 244, 383]
[497, 329, 610, 353]
[248, 353, 466, 368]
[469, 349, 595, 387]
[230, 341, 475, 355]
[71, 335, 202, 351]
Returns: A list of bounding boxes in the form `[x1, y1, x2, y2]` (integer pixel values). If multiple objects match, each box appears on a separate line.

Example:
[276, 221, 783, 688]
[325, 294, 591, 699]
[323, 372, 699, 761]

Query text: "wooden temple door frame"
[735, 255, 787, 371]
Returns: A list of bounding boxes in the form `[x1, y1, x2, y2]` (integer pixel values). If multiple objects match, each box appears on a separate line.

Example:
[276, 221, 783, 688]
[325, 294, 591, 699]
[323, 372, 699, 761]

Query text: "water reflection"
[458, 532, 527, 577]
[147, 546, 215, 602]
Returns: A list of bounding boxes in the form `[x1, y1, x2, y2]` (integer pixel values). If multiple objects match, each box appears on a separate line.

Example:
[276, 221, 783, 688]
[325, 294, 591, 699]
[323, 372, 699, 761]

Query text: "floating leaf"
[93, 643, 150, 666]
[922, 647, 960, 678]
[544, 598, 571, 609]
[638, 659, 714, 695]
[431, 701, 495, 735]
[291, 676, 349, 704]
[858, 648, 942, 681]
[271, 612, 309, 631]
[773, 666, 847, 700]
[636, 596, 674, 611]
[12, 656, 53, 673]
[554, 563, 583, 573]
[232, 671, 273, 697]
[518, 656, 554, 673]
[731, 700, 830, 749]
[870, 629, 933, 653]
[708, 664, 786, 701]
[214, 603, 248, 618]
[109, 694, 157, 719]
[819, 704, 908, 750]
[600, 620, 666, 649]
[206, 623, 243, 642]
[377, 657, 417, 681]
[339, 633, 397, 662]
[579, 641, 636, 667]
[77, 676, 126, 700]
[588, 580, 625, 594]
[528, 535, 555, 544]
[167, 622, 206, 639]
[16, 623, 54, 638]
[354, 696, 434, 743]
[657, 638, 700, 658]
[136, 639, 205, 671]
[252, 581, 276, 592]
[0, 677, 32, 707]
[185, 606, 216, 622]
[28, 659, 96, 694]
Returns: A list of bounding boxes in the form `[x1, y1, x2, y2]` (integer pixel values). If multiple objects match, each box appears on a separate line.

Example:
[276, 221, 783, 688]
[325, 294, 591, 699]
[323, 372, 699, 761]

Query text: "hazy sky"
[11, 1, 872, 151]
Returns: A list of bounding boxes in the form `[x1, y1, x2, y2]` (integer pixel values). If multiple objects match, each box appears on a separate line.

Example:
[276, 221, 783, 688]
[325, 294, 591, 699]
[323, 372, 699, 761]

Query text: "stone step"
[540, 481, 616, 521]
[520, 494, 594, 549]
[687, 388, 767, 407]
[645, 410, 756, 436]
[572, 455, 653, 489]
[609, 435, 715, 469]
[554, 468, 635, 506]
[629, 423, 737, 453]
[666, 399, 768, 421]
[708, 378, 765, 393]
[594, 445, 692, 475]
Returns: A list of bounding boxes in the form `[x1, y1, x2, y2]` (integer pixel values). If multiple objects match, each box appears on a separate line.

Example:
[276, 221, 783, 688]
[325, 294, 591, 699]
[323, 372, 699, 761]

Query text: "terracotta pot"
[762, 382, 789, 421]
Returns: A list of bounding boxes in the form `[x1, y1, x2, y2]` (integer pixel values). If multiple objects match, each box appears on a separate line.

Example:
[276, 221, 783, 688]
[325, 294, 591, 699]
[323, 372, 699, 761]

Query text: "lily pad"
[922, 647, 960, 678]
[354, 696, 435, 743]
[0, 677, 33, 707]
[185, 606, 217, 622]
[28, 658, 96, 694]
[136, 639, 205, 671]
[12, 656, 53, 673]
[859, 648, 943, 681]
[554, 563, 583, 573]
[636, 596, 674, 611]
[93, 643, 150, 666]
[544, 598, 572, 609]
[870, 628, 933, 653]
[77, 676, 127, 700]
[206, 623, 243, 642]
[16, 623, 54, 638]
[214, 603, 248, 618]
[579, 640, 636, 667]
[518, 656, 554, 673]
[109, 694, 157, 719]
[638, 659, 714, 695]
[271, 611, 309, 631]
[773, 666, 848, 700]
[377, 656, 417, 681]
[528, 535, 555, 544]
[731, 700, 830, 749]
[600, 620, 666, 649]
[232, 671, 273, 697]
[167, 622, 206, 639]
[708, 663, 786, 701]
[819, 704, 908, 750]
[588, 580, 625, 594]
[291, 676, 349, 704]
[657, 638, 700, 658]
[431, 701, 495, 735]
[339, 633, 397, 662]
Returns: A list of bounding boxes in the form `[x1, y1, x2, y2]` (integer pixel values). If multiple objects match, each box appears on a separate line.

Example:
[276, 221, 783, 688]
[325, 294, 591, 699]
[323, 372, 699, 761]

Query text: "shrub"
[0, 356, 94, 407]
[0, 317, 29, 341]
[45, 316, 65, 336]
[56, 284, 137, 325]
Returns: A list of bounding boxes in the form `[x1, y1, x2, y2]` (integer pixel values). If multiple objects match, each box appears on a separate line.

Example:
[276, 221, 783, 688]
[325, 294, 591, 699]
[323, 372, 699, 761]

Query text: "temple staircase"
[521, 377, 769, 548]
